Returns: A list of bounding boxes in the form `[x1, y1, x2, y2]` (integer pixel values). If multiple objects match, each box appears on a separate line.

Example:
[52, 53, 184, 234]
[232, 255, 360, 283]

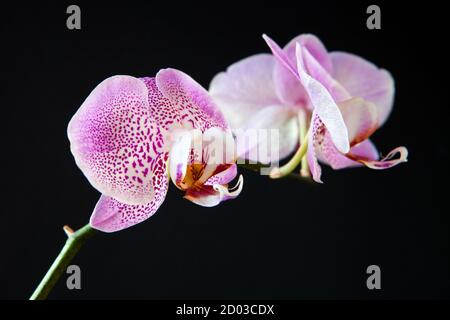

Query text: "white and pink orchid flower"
[68, 69, 243, 232]
[209, 34, 408, 182]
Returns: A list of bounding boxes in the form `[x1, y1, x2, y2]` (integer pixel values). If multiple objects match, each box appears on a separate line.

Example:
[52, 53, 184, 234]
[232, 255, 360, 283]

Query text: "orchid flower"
[68, 69, 243, 232]
[209, 34, 408, 182]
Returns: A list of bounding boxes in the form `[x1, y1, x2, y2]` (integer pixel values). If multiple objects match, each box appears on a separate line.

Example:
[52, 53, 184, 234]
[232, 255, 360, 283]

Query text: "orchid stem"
[238, 163, 315, 184]
[298, 110, 310, 178]
[30, 224, 97, 300]
[269, 132, 309, 179]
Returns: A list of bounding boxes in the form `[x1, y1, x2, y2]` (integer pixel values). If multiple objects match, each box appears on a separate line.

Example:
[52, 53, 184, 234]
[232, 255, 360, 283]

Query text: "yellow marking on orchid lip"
[179, 164, 203, 190]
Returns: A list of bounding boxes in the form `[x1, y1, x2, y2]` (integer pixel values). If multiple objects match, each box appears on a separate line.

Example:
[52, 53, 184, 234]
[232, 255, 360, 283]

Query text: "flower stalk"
[298, 110, 310, 178]
[269, 132, 309, 179]
[30, 224, 96, 300]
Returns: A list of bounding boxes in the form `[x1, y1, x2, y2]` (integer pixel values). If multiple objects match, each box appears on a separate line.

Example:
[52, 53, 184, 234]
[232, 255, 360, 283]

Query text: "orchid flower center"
[179, 162, 235, 191]
[178, 163, 206, 190]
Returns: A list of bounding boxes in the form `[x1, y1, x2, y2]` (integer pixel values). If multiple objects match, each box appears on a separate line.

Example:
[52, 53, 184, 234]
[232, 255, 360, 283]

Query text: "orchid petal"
[209, 54, 283, 129]
[263, 34, 306, 107]
[338, 98, 378, 145]
[90, 187, 167, 233]
[271, 34, 333, 106]
[295, 43, 350, 154]
[156, 68, 227, 132]
[273, 61, 309, 107]
[90, 153, 169, 232]
[68, 76, 168, 205]
[263, 34, 300, 80]
[302, 46, 350, 102]
[235, 105, 299, 163]
[349, 139, 379, 162]
[285, 34, 333, 73]
[266, 34, 336, 108]
[330, 52, 395, 126]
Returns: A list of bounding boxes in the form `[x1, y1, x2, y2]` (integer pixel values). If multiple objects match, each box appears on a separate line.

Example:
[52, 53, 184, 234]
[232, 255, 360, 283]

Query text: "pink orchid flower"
[209, 34, 407, 182]
[68, 69, 243, 232]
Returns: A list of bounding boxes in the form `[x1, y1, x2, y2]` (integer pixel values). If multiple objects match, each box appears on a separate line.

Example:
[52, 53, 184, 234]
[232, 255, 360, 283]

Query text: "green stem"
[30, 224, 97, 300]
[298, 110, 310, 178]
[238, 163, 315, 184]
[268, 132, 309, 179]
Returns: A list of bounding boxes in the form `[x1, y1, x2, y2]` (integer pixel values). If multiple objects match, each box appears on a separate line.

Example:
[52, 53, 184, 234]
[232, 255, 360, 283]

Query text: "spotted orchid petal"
[330, 52, 395, 126]
[307, 112, 323, 183]
[156, 68, 227, 132]
[90, 153, 169, 233]
[68, 76, 168, 206]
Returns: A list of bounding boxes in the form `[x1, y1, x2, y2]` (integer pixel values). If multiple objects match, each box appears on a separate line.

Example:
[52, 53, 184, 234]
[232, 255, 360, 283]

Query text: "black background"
[1, 1, 449, 300]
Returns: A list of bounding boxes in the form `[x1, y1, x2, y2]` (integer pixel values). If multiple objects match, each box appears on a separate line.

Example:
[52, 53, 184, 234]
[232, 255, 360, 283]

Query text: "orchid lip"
[213, 174, 244, 198]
